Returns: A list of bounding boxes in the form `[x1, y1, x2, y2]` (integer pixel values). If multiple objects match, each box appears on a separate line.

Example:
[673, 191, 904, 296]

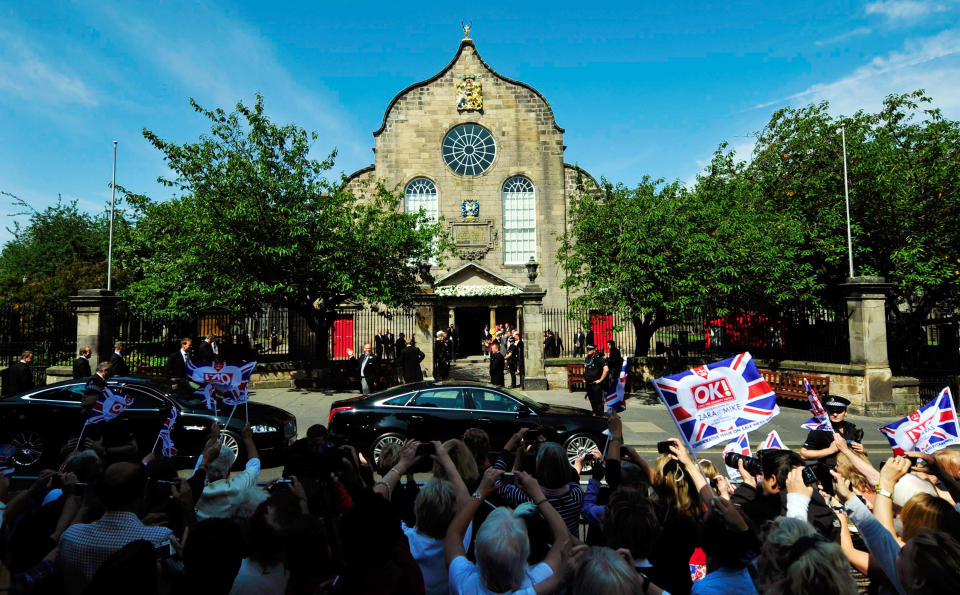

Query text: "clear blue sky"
[2, 1, 958, 246]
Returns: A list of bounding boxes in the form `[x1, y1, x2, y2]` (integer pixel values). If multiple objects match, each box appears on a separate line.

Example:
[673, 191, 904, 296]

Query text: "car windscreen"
[500, 387, 546, 412]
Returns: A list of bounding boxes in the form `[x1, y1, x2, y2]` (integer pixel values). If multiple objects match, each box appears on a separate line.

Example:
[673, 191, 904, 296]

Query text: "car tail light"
[328, 406, 354, 425]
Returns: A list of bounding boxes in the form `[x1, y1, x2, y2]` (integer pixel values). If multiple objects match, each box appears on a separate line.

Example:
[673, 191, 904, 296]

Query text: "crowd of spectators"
[1, 410, 959, 594]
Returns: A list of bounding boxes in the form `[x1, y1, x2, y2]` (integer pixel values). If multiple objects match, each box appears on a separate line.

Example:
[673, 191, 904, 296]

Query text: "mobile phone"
[154, 540, 174, 559]
[501, 472, 516, 485]
[416, 443, 435, 457]
[523, 430, 541, 443]
[801, 466, 819, 486]
[656, 441, 672, 454]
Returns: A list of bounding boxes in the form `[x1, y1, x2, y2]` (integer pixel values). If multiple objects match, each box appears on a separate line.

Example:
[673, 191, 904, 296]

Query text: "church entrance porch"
[452, 305, 519, 357]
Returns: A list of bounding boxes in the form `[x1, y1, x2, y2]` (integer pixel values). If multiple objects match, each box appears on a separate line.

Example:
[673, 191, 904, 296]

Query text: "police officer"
[800, 395, 864, 491]
[583, 344, 609, 416]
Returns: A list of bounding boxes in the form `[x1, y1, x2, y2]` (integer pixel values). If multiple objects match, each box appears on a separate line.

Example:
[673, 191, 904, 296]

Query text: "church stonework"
[346, 37, 596, 384]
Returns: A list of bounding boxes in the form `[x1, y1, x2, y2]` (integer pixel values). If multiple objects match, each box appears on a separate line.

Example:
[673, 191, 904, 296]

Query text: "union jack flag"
[879, 387, 960, 455]
[761, 429, 786, 450]
[800, 378, 834, 432]
[654, 352, 778, 451]
[187, 360, 257, 406]
[722, 433, 751, 482]
[604, 359, 628, 414]
[85, 388, 134, 425]
[157, 408, 178, 457]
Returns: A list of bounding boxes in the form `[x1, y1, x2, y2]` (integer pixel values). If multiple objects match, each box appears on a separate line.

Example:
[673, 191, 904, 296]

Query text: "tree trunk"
[289, 303, 332, 362]
[631, 311, 664, 359]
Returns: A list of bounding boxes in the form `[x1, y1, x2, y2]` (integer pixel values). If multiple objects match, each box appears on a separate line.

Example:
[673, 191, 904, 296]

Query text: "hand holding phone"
[416, 442, 435, 457]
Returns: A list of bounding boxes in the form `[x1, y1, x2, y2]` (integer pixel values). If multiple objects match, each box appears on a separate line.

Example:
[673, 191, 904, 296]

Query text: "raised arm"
[874, 456, 911, 546]
[374, 439, 419, 501]
[445, 467, 502, 567]
[515, 470, 572, 573]
[833, 433, 880, 485]
[668, 437, 712, 505]
[432, 440, 470, 504]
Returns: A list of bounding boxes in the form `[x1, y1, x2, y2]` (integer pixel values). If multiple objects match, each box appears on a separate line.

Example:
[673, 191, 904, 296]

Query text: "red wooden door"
[332, 315, 354, 358]
[591, 313, 613, 350]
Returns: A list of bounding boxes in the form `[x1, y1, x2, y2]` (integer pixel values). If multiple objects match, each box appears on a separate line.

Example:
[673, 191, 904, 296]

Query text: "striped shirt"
[493, 457, 584, 535]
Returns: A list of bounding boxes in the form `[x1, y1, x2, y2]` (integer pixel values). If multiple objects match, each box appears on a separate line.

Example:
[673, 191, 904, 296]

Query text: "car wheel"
[220, 431, 246, 469]
[371, 432, 406, 467]
[11, 429, 45, 468]
[564, 433, 600, 470]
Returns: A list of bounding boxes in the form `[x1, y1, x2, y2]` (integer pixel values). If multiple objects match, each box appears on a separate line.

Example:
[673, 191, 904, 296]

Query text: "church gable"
[436, 262, 522, 289]
[374, 40, 562, 138]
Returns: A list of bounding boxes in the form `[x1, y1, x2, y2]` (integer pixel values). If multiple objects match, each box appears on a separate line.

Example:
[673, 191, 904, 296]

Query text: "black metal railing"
[542, 305, 850, 364]
[0, 305, 77, 387]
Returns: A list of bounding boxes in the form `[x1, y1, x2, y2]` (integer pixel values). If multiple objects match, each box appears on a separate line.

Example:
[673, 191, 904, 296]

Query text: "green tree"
[558, 165, 818, 358]
[118, 95, 445, 358]
[747, 91, 960, 350]
[0, 193, 125, 310]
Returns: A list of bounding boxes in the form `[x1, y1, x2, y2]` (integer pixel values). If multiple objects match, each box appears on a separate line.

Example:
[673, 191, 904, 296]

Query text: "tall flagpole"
[107, 140, 118, 290]
[840, 127, 854, 279]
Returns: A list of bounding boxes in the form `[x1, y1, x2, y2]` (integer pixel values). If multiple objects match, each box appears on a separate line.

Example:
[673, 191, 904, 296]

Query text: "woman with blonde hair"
[900, 492, 960, 542]
[432, 438, 479, 491]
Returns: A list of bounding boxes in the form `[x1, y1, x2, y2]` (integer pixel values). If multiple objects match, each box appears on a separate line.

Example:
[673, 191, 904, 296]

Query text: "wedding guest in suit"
[196, 334, 219, 363]
[482, 324, 492, 358]
[398, 338, 425, 383]
[3, 350, 34, 396]
[573, 328, 585, 357]
[488, 342, 505, 387]
[73, 347, 92, 379]
[349, 343, 379, 395]
[109, 342, 129, 376]
[164, 337, 193, 379]
[374, 330, 385, 359]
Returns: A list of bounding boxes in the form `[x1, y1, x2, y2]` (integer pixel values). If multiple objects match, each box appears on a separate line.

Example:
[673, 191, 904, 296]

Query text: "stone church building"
[345, 32, 596, 387]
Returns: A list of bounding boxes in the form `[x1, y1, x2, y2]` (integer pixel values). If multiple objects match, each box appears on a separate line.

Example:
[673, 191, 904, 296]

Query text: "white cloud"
[0, 33, 97, 106]
[815, 27, 873, 46]
[98, 7, 369, 168]
[865, 1, 948, 21]
[755, 29, 960, 117]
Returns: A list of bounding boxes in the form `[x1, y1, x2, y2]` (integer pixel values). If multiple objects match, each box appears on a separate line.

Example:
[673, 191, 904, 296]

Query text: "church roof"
[373, 39, 564, 137]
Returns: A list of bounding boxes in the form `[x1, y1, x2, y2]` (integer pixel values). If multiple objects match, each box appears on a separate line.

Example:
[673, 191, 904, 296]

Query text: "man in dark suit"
[374, 330, 385, 360]
[488, 342, 505, 387]
[86, 361, 111, 393]
[385, 330, 396, 360]
[585, 328, 595, 352]
[73, 347, 92, 379]
[573, 328, 585, 357]
[350, 343, 379, 395]
[4, 351, 34, 396]
[164, 337, 193, 379]
[108, 342, 129, 376]
[514, 332, 525, 388]
[196, 334, 218, 363]
[398, 338, 425, 383]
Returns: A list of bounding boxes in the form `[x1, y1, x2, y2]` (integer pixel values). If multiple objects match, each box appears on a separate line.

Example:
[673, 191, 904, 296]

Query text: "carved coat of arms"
[461, 199, 479, 220]
[456, 75, 483, 112]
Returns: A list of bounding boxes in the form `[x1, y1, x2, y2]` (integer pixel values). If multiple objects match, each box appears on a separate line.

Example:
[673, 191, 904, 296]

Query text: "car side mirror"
[516, 405, 531, 417]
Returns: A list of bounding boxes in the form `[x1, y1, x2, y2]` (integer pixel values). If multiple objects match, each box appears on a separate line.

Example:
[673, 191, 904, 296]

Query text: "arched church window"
[502, 176, 536, 265]
[404, 178, 438, 223]
[442, 124, 496, 176]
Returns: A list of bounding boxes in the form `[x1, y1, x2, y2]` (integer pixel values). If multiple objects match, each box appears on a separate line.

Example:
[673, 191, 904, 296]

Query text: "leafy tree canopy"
[0, 192, 126, 310]
[118, 95, 445, 356]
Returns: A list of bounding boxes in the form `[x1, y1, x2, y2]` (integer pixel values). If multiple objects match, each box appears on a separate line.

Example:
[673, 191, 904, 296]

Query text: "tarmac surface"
[248, 357, 900, 481]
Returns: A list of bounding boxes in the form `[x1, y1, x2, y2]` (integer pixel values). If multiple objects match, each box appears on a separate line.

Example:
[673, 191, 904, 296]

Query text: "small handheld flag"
[801, 378, 834, 432]
[604, 359, 628, 414]
[761, 430, 786, 450]
[154, 408, 178, 457]
[723, 433, 751, 482]
[0, 444, 17, 475]
[85, 388, 134, 425]
[879, 387, 960, 455]
[653, 352, 778, 452]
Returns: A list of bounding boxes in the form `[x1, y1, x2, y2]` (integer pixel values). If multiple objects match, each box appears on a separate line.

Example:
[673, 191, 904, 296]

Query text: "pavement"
[248, 358, 901, 478]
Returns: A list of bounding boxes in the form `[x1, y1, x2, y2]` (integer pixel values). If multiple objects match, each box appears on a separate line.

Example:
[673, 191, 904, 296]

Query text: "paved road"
[248, 359, 900, 478]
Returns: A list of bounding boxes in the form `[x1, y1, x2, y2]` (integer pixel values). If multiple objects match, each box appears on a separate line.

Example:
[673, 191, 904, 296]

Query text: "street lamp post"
[841, 127, 854, 279]
[107, 141, 117, 291]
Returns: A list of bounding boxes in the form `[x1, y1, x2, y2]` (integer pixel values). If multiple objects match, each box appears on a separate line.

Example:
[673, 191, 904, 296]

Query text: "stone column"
[70, 289, 120, 370]
[489, 307, 496, 330]
[520, 291, 547, 390]
[840, 277, 898, 415]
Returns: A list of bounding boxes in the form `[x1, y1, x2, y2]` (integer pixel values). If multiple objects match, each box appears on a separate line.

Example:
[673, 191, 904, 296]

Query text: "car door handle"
[476, 418, 492, 423]
[409, 415, 423, 422]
